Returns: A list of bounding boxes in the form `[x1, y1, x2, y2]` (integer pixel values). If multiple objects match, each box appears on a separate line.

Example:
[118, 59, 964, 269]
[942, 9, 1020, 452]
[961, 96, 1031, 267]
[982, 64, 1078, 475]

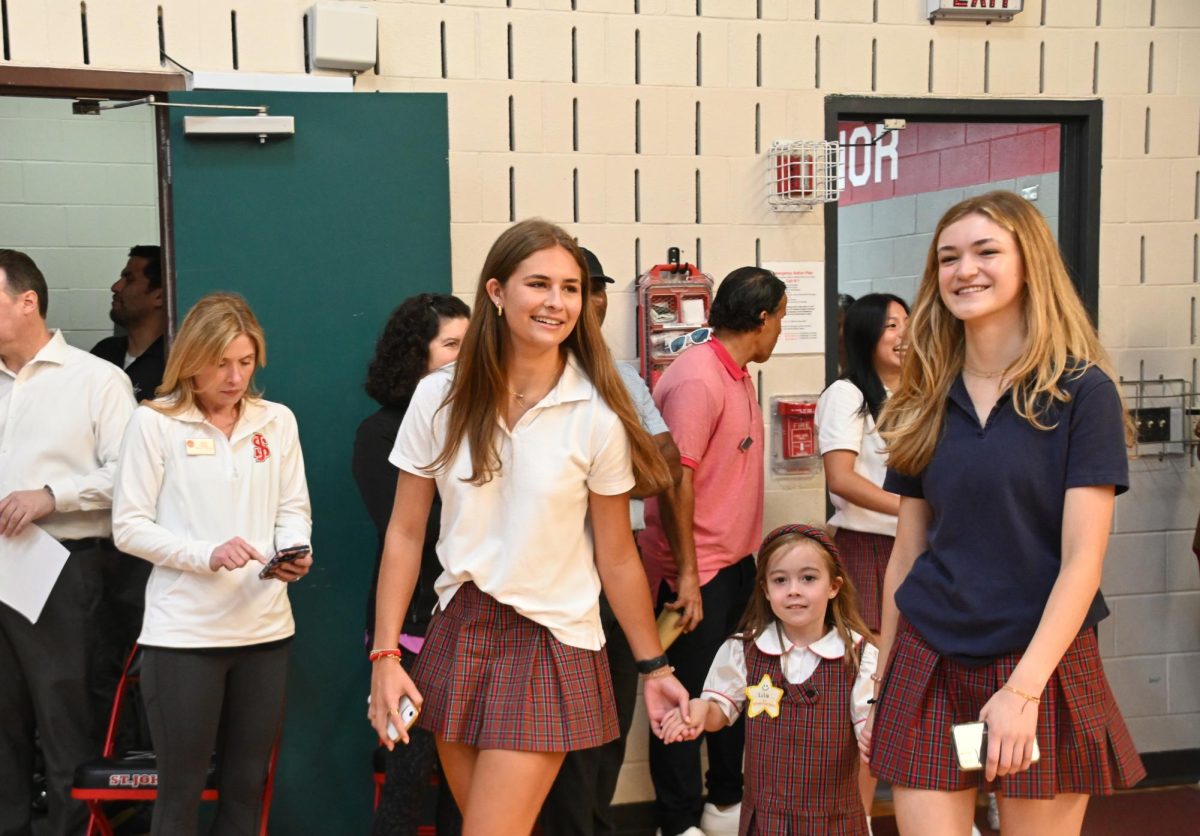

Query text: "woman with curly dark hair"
[353, 292, 469, 836]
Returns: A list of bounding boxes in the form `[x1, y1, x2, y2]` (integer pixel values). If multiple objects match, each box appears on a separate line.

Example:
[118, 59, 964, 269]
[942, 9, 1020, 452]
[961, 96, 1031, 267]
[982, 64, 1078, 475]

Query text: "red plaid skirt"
[870, 621, 1145, 797]
[832, 528, 893, 633]
[410, 581, 619, 752]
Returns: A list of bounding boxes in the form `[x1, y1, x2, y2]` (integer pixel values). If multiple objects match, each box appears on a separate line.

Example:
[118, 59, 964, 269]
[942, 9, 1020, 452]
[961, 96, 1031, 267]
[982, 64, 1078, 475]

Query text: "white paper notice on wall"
[764, 262, 824, 355]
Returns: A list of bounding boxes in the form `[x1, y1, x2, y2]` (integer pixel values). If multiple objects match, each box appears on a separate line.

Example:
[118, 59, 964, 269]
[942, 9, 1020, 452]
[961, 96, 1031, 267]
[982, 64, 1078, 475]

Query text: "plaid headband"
[759, 523, 841, 566]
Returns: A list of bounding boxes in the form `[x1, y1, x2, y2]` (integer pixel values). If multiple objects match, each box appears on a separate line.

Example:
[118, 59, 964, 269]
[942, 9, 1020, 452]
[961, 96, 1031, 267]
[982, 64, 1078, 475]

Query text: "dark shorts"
[832, 529, 893, 633]
[870, 620, 1146, 797]
[411, 582, 619, 752]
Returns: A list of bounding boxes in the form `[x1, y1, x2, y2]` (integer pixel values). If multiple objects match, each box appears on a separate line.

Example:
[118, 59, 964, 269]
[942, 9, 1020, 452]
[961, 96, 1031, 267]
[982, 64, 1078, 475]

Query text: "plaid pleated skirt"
[410, 581, 619, 752]
[832, 528, 893, 633]
[870, 620, 1145, 797]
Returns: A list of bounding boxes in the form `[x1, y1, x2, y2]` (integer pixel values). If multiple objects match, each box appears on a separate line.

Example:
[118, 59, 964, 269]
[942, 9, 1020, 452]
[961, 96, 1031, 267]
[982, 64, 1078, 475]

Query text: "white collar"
[753, 626, 857, 661]
[170, 397, 271, 441]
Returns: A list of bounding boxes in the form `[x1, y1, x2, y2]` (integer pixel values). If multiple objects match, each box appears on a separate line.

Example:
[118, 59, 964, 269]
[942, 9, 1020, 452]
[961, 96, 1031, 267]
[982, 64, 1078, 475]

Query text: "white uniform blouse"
[389, 352, 635, 651]
[113, 398, 312, 648]
[701, 628, 878, 742]
[815, 379, 897, 537]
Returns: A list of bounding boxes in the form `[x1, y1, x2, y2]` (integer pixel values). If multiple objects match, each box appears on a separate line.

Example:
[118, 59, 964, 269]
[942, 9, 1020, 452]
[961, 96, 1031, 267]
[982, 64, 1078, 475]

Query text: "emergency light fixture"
[927, 0, 1024, 23]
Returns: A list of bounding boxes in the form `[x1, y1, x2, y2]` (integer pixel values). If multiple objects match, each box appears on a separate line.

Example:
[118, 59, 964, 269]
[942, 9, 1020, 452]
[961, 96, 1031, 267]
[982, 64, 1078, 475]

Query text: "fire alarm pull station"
[771, 396, 821, 478]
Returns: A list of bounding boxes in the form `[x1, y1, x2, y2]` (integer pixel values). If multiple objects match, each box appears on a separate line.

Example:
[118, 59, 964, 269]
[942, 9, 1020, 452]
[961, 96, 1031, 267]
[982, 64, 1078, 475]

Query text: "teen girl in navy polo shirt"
[863, 191, 1144, 835]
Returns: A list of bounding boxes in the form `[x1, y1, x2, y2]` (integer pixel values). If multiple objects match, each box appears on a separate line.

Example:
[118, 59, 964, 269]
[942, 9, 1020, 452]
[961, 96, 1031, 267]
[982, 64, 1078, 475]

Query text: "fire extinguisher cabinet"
[770, 395, 822, 478]
[635, 253, 715, 390]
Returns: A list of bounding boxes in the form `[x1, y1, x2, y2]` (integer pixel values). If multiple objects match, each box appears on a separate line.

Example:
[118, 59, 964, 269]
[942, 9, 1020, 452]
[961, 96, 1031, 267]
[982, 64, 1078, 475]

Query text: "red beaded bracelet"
[368, 649, 403, 663]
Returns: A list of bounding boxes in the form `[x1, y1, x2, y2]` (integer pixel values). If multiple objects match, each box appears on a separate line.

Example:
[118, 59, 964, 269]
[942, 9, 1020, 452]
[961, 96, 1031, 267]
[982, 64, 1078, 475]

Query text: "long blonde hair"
[150, 292, 266, 416]
[879, 190, 1131, 475]
[429, 219, 672, 495]
[736, 524, 874, 671]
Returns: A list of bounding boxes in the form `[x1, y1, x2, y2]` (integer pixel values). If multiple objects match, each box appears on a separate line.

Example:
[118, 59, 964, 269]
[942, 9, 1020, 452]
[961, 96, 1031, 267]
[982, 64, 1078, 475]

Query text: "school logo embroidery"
[252, 433, 271, 463]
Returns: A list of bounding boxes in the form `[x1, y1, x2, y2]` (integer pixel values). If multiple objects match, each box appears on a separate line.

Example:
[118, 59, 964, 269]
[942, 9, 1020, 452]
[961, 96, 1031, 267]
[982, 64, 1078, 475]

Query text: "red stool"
[72, 644, 279, 836]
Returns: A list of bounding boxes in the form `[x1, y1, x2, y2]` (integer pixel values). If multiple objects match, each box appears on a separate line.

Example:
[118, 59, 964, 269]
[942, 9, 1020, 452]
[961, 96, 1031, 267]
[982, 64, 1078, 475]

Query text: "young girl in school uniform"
[661, 524, 878, 836]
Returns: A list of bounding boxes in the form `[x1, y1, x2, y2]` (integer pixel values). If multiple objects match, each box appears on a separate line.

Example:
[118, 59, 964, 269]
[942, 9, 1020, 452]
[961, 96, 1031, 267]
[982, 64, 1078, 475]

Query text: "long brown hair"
[736, 524, 874, 671]
[149, 292, 266, 417]
[428, 219, 672, 495]
[879, 190, 1132, 475]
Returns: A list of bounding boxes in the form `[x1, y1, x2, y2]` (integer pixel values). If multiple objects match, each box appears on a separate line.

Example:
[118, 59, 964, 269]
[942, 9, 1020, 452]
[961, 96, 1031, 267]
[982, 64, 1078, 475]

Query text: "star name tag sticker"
[745, 673, 784, 719]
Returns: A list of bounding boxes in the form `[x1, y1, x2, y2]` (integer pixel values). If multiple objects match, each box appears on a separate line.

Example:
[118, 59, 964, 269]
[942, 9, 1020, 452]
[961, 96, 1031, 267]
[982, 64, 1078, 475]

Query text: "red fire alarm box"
[770, 396, 820, 477]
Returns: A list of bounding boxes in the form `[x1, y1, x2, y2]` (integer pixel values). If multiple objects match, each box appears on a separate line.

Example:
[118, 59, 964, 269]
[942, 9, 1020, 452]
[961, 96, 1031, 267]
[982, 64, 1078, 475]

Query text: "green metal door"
[167, 89, 450, 832]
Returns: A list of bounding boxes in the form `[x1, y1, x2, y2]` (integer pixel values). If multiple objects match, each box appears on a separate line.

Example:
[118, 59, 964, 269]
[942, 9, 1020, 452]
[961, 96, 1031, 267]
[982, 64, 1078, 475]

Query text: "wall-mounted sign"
[763, 261, 823, 355]
[927, 0, 1024, 22]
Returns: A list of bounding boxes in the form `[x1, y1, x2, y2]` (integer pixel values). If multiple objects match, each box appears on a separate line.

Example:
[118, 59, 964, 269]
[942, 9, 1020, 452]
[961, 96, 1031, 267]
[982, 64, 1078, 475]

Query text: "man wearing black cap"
[540, 248, 681, 836]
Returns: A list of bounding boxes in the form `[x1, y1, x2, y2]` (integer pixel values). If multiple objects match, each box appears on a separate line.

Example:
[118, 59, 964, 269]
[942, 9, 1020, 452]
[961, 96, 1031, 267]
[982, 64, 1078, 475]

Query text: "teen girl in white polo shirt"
[368, 219, 690, 833]
[113, 293, 312, 836]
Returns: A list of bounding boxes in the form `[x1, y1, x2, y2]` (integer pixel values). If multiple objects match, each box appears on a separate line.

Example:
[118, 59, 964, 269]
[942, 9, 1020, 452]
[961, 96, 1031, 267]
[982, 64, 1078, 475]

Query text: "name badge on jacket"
[185, 438, 216, 456]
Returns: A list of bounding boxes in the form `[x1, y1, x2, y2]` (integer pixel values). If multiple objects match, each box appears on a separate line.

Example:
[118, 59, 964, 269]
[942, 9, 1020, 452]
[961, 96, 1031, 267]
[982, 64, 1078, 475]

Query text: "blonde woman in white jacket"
[113, 293, 312, 836]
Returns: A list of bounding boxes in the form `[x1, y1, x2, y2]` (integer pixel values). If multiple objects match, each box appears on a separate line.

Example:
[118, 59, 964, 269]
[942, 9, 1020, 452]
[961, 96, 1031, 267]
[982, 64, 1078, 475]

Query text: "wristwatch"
[635, 654, 671, 675]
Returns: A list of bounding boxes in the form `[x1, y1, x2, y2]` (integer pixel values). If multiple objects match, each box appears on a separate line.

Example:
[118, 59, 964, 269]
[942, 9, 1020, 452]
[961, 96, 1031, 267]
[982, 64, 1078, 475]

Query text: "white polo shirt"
[113, 397, 312, 648]
[816, 379, 898, 537]
[0, 330, 135, 541]
[390, 352, 635, 650]
[701, 628, 878, 741]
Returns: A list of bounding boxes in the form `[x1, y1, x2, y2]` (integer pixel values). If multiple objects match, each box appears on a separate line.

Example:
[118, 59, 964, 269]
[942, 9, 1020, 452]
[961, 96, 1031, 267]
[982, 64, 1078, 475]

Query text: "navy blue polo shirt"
[883, 365, 1129, 665]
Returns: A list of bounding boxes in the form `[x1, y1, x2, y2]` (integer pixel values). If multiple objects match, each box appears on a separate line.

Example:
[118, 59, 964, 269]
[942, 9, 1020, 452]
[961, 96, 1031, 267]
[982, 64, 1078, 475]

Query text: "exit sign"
[927, 0, 1024, 22]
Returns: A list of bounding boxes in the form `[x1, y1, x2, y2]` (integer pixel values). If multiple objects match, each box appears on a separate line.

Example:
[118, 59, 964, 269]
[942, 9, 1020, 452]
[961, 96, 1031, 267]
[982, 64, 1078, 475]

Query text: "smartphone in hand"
[259, 545, 310, 580]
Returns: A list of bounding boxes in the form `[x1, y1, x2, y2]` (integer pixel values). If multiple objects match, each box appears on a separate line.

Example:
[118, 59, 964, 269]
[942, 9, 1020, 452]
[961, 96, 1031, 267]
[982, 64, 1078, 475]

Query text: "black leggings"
[141, 640, 291, 836]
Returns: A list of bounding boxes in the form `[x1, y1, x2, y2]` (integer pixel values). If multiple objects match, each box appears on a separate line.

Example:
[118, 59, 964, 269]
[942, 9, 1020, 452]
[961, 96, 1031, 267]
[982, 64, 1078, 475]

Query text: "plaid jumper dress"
[739, 640, 868, 836]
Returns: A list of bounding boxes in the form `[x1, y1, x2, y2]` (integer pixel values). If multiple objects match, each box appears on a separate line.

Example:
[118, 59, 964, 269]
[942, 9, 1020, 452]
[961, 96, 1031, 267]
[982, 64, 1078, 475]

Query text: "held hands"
[979, 685, 1041, 781]
[642, 672, 693, 741]
[858, 705, 875, 764]
[0, 489, 55, 537]
[659, 698, 708, 744]
[667, 569, 704, 633]
[368, 658, 423, 750]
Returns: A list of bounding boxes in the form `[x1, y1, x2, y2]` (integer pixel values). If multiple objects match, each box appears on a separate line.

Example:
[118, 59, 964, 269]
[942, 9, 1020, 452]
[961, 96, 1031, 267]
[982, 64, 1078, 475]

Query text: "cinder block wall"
[3, 0, 1198, 798]
[0, 96, 157, 349]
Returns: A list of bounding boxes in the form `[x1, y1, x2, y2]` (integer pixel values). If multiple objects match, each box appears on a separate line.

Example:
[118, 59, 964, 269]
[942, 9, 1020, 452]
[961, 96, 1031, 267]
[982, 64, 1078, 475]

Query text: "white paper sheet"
[0, 524, 70, 624]
[681, 297, 707, 326]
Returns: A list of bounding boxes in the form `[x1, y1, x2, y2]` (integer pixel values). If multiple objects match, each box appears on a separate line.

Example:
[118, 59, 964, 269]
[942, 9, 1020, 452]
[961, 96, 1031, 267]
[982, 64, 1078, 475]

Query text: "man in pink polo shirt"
[638, 266, 787, 836]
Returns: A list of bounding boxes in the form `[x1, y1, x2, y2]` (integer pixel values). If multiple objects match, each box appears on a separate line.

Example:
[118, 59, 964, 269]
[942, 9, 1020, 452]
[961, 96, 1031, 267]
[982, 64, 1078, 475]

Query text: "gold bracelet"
[641, 665, 676, 680]
[1002, 684, 1041, 704]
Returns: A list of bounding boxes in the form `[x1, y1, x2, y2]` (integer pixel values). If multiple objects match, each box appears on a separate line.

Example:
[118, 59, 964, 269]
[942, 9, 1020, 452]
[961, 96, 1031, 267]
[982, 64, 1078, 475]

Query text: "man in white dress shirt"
[0, 249, 136, 836]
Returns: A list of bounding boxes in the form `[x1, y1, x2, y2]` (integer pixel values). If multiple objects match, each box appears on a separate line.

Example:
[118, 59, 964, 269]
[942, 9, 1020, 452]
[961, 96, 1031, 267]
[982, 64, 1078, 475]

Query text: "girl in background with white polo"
[816, 292, 908, 635]
[113, 293, 312, 836]
[368, 219, 689, 834]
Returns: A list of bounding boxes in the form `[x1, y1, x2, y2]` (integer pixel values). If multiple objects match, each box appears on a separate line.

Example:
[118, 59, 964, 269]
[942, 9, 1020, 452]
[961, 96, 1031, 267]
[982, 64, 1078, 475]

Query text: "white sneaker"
[699, 802, 740, 836]
[987, 791, 1000, 831]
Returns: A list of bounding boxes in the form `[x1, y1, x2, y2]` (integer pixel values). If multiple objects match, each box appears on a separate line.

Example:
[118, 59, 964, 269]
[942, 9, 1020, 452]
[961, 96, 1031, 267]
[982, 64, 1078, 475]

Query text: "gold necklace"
[507, 358, 564, 406]
[963, 365, 1007, 379]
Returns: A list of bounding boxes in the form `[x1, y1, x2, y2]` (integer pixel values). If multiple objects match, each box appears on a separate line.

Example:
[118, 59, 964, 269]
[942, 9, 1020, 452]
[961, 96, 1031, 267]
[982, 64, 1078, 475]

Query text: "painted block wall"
[2, 0, 1198, 805]
[0, 96, 158, 349]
